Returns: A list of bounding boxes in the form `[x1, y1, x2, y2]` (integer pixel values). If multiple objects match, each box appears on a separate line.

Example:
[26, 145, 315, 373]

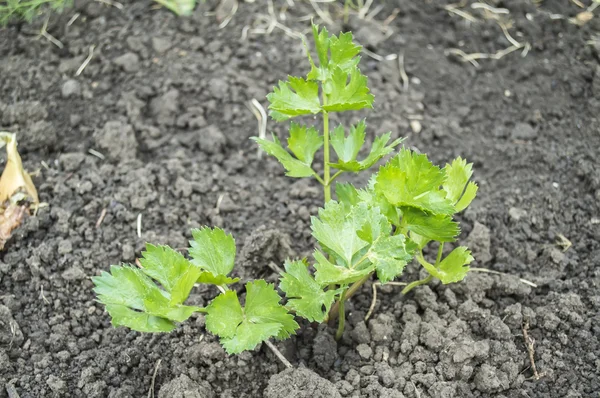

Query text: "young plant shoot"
[93, 24, 478, 355]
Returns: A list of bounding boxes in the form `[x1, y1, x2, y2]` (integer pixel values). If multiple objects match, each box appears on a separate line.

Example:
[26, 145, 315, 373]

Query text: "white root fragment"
[137, 213, 142, 238]
[470, 267, 537, 287]
[264, 339, 293, 369]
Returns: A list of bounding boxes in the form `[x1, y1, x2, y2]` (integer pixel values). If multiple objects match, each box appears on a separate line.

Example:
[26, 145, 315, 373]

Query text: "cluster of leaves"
[0, 0, 72, 25]
[93, 24, 478, 355]
[93, 228, 297, 354]
[253, 24, 402, 186]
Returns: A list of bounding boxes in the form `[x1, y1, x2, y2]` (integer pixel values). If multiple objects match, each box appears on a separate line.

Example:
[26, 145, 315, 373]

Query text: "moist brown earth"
[0, 0, 599, 397]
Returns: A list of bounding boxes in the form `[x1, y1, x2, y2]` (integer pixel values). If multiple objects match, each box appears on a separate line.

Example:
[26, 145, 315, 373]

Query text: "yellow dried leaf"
[575, 11, 593, 25]
[0, 204, 27, 250]
[0, 132, 38, 205]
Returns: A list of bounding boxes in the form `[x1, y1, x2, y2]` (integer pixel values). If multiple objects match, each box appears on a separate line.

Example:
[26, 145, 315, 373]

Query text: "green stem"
[435, 242, 444, 266]
[322, 94, 331, 203]
[401, 275, 433, 295]
[327, 271, 373, 324]
[335, 290, 346, 340]
[329, 170, 344, 185]
[313, 173, 325, 186]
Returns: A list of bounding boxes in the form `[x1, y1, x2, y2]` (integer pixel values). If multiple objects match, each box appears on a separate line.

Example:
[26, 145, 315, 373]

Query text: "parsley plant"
[92, 24, 478, 354]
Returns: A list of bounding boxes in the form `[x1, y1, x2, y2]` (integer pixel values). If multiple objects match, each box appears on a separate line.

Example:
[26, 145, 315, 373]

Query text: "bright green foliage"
[206, 280, 298, 354]
[267, 77, 321, 121]
[329, 121, 403, 173]
[401, 208, 459, 243]
[261, 23, 386, 184]
[323, 68, 374, 111]
[423, 247, 473, 284]
[94, 24, 482, 356]
[455, 182, 478, 212]
[313, 249, 373, 285]
[279, 260, 339, 322]
[311, 201, 415, 286]
[375, 149, 455, 215]
[307, 25, 361, 81]
[92, 244, 204, 333]
[252, 134, 317, 178]
[311, 201, 373, 267]
[287, 123, 323, 165]
[367, 235, 417, 283]
[189, 227, 237, 283]
[93, 227, 297, 355]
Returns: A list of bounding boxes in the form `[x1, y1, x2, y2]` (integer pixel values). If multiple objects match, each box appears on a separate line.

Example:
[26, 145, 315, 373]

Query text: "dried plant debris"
[0, 132, 39, 250]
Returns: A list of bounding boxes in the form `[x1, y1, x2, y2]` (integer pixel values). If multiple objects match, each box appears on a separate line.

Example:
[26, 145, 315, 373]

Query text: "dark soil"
[1, 0, 599, 397]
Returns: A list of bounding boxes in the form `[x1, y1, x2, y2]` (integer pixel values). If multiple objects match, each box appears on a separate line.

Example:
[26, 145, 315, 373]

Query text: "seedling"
[0, 0, 72, 25]
[93, 25, 478, 355]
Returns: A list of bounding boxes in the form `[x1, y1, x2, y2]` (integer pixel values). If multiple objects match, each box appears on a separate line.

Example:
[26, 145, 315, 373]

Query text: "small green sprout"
[93, 24, 478, 355]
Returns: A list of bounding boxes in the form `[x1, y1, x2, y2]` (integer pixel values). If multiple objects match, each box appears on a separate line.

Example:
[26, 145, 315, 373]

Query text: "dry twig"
[522, 320, 545, 380]
[40, 17, 64, 49]
[365, 281, 407, 321]
[247, 99, 267, 159]
[96, 208, 107, 228]
[76, 45, 96, 77]
[264, 339, 293, 368]
[147, 359, 162, 398]
[470, 267, 537, 287]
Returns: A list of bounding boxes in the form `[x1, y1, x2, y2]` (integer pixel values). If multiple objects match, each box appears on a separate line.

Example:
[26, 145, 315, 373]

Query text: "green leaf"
[307, 24, 361, 82]
[330, 121, 365, 163]
[375, 149, 455, 215]
[104, 304, 176, 333]
[401, 207, 460, 242]
[329, 31, 362, 73]
[222, 322, 282, 355]
[314, 250, 374, 285]
[335, 182, 360, 206]
[245, 280, 298, 339]
[311, 201, 375, 267]
[279, 260, 340, 322]
[252, 134, 316, 178]
[367, 234, 417, 283]
[312, 24, 330, 69]
[139, 244, 201, 304]
[197, 272, 240, 286]
[287, 122, 323, 164]
[267, 77, 321, 121]
[189, 227, 236, 276]
[443, 157, 474, 204]
[330, 131, 403, 172]
[408, 232, 430, 250]
[205, 280, 298, 354]
[429, 247, 473, 284]
[357, 180, 401, 227]
[93, 264, 202, 331]
[455, 181, 478, 213]
[323, 68, 374, 112]
[205, 291, 243, 339]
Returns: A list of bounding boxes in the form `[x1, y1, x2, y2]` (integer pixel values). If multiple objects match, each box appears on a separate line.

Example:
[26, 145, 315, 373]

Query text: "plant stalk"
[327, 272, 373, 325]
[401, 275, 433, 295]
[322, 94, 331, 202]
[435, 242, 444, 266]
[335, 290, 346, 340]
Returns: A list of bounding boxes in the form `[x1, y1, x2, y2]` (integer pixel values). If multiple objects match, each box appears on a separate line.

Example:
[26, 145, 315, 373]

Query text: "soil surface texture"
[1, 0, 599, 397]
